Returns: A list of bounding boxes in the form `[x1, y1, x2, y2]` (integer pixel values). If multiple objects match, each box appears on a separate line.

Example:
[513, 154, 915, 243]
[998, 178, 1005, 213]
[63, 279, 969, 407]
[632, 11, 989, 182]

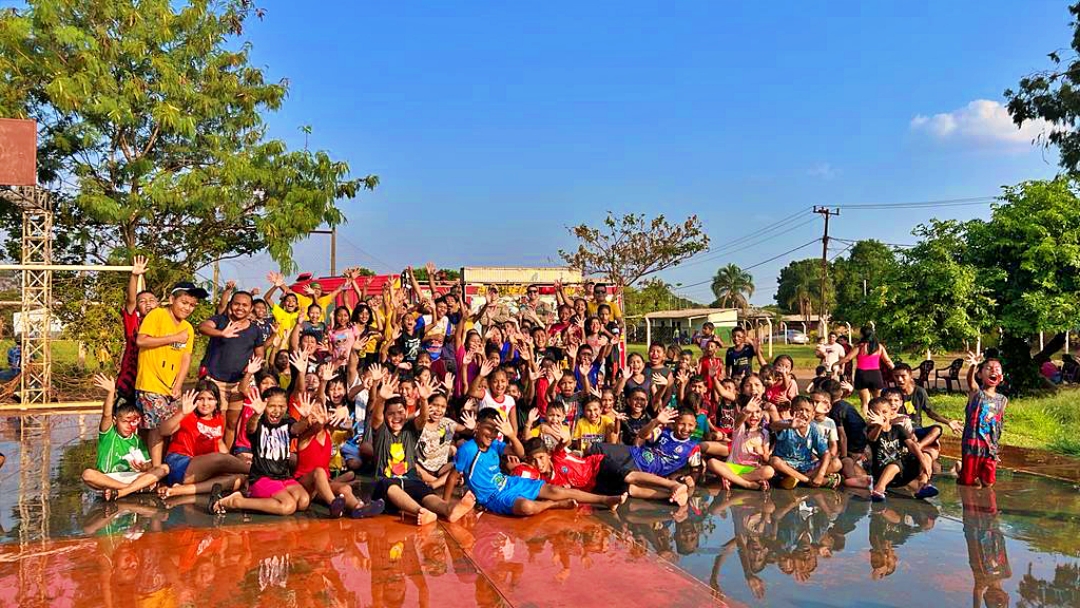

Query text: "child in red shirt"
[158, 380, 249, 497]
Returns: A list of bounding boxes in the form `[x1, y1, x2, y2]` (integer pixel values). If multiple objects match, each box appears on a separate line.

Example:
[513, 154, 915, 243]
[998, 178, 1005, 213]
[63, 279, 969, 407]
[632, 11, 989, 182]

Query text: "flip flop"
[206, 483, 225, 515]
[351, 499, 386, 519]
[329, 494, 347, 518]
[914, 484, 939, 500]
[779, 476, 799, 490]
[870, 490, 886, 503]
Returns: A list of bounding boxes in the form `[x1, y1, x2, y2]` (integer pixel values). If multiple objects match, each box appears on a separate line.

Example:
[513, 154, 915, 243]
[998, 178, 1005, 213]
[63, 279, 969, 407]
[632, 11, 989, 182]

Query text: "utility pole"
[211, 257, 220, 304]
[813, 206, 840, 335]
[309, 228, 338, 276]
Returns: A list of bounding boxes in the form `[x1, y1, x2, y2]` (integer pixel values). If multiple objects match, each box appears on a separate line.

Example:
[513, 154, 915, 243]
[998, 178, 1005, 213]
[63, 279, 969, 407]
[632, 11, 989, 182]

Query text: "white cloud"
[806, 162, 837, 180]
[910, 99, 1053, 146]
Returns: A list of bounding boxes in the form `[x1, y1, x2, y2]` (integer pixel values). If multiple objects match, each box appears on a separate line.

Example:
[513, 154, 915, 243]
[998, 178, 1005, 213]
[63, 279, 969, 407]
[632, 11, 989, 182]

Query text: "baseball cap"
[171, 281, 209, 300]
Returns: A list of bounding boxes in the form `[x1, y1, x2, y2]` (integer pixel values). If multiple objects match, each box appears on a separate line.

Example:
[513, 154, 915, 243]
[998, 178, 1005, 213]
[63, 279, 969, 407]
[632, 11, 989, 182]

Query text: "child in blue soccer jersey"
[444, 409, 625, 516]
[769, 396, 839, 489]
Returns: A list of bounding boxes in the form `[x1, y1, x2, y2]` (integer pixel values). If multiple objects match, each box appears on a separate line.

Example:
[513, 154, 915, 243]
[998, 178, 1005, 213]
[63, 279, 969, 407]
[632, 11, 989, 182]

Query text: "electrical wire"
[678, 216, 819, 269]
[677, 238, 821, 290]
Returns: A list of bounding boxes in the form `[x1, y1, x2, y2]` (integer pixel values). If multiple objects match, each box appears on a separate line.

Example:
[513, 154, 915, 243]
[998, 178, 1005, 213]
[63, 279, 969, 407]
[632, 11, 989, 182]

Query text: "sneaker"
[870, 490, 886, 503]
[914, 484, 940, 500]
[350, 499, 386, 519]
[329, 495, 347, 518]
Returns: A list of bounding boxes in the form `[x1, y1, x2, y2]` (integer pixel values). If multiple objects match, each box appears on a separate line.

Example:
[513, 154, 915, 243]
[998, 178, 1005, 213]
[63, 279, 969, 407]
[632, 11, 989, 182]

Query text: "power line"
[678, 216, 818, 269]
[835, 196, 996, 210]
[682, 206, 814, 263]
[678, 238, 821, 290]
[334, 232, 397, 273]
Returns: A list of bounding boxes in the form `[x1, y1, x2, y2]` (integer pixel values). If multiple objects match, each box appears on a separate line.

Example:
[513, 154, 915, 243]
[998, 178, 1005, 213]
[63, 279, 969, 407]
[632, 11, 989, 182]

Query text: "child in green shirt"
[81, 374, 170, 500]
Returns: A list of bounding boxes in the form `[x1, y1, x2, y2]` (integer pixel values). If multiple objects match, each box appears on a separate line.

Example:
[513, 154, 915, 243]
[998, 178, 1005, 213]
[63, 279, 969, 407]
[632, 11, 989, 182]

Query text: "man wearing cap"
[135, 281, 207, 467]
[199, 289, 266, 450]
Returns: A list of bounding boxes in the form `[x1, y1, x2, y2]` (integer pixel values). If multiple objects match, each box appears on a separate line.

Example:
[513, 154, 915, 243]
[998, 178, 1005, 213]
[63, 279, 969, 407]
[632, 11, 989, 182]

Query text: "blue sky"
[220, 0, 1065, 305]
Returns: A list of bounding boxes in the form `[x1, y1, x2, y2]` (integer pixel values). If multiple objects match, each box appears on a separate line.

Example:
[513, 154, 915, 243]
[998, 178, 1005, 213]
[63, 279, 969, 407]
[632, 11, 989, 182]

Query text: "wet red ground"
[0, 509, 728, 608]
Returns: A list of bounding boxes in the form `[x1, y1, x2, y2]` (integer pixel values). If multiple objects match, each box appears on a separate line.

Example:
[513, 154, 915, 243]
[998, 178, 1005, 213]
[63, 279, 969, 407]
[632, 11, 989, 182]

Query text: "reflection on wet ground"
[1, 414, 1080, 607]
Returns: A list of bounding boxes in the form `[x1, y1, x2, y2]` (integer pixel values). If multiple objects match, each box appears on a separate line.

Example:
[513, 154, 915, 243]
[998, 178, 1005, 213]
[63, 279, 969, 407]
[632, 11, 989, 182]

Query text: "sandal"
[329, 494, 347, 519]
[351, 499, 386, 519]
[914, 484, 939, 500]
[206, 483, 225, 515]
[779, 476, 799, 490]
[870, 490, 886, 503]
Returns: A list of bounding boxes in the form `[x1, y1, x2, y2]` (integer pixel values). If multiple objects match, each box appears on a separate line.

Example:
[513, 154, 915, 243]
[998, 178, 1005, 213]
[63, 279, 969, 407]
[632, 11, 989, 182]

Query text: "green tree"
[709, 263, 754, 309]
[0, 0, 377, 284]
[559, 212, 709, 286]
[831, 239, 898, 325]
[1004, 1, 1080, 173]
[866, 220, 993, 359]
[775, 258, 830, 326]
[623, 278, 698, 318]
[968, 178, 1080, 391]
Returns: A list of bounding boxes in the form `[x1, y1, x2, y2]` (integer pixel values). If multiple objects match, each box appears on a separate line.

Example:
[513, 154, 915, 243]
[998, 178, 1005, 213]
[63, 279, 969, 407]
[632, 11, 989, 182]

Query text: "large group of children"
[82, 259, 1008, 526]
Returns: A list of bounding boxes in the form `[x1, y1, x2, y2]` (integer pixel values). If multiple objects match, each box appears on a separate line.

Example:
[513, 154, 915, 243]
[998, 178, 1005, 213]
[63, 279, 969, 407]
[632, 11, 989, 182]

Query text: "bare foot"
[448, 491, 476, 522]
[102, 488, 117, 502]
[671, 484, 689, 507]
[417, 508, 437, 526]
[603, 493, 628, 511]
[214, 491, 242, 514]
[157, 485, 174, 499]
[553, 498, 578, 510]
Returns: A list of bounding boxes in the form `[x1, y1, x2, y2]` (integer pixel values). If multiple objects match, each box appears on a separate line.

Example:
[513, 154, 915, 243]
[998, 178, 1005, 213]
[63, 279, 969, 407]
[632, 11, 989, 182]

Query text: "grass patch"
[926, 388, 1080, 456]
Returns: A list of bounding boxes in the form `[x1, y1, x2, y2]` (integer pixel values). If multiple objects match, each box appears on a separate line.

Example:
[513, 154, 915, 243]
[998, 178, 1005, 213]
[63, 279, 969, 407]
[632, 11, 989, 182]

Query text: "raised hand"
[416, 375, 438, 401]
[295, 392, 315, 419]
[93, 373, 116, 394]
[179, 389, 198, 415]
[557, 423, 572, 444]
[425, 261, 437, 276]
[526, 407, 540, 429]
[221, 321, 242, 339]
[652, 372, 669, 388]
[964, 351, 981, 368]
[328, 405, 350, 427]
[352, 334, 372, 352]
[250, 287, 261, 296]
[461, 410, 477, 430]
[378, 376, 400, 400]
[225, 279, 236, 290]
[267, 271, 285, 287]
[319, 363, 336, 383]
[479, 358, 497, 378]
[676, 369, 691, 385]
[656, 408, 677, 426]
[310, 402, 329, 426]
[131, 255, 149, 276]
[588, 385, 602, 399]
[368, 363, 387, 384]
[443, 372, 455, 394]
[247, 386, 267, 415]
[614, 411, 629, 422]
[288, 351, 309, 372]
[497, 414, 514, 438]
[246, 355, 265, 376]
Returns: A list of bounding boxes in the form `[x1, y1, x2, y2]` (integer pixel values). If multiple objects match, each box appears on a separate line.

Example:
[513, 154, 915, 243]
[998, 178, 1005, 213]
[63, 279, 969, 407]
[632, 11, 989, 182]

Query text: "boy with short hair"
[725, 327, 767, 381]
[769, 396, 838, 489]
[81, 374, 170, 500]
[117, 256, 156, 405]
[589, 407, 705, 486]
[445, 409, 625, 517]
[135, 281, 206, 466]
[958, 354, 1008, 487]
[865, 397, 938, 502]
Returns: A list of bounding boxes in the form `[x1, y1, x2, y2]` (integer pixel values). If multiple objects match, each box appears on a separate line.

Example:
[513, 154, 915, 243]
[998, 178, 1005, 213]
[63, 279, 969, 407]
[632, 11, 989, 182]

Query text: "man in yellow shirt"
[135, 282, 206, 467]
[586, 283, 623, 320]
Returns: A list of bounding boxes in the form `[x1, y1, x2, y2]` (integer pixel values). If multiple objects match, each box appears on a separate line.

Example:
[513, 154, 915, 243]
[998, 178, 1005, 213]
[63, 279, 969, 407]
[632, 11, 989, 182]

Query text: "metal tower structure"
[17, 186, 53, 406]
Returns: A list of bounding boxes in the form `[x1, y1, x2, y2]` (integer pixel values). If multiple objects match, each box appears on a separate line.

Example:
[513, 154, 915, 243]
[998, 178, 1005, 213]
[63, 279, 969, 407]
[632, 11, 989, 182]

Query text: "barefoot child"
[209, 387, 315, 515]
[368, 375, 475, 525]
[957, 354, 1007, 488]
[417, 392, 476, 489]
[706, 396, 774, 491]
[865, 397, 938, 502]
[769, 396, 838, 490]
[81, 374, 170, 500]
[588, 407, 703, 492]
[445, 409, 626, 517]
[157, 381, 249, 497]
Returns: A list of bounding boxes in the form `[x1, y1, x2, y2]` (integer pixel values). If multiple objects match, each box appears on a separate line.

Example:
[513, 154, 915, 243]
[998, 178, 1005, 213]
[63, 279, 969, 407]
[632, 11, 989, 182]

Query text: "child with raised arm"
[589, 407, 704, 489]
[572, 395, 618, 453]
[768, 396, 839, 490]
[294, 400, 385, 519]
[81, 375, 170, 500]
[417, 391, 476, 489]
[445, 409, 626, 517]
[706, 396, 774, 492]
[157, 380, 249, 498]
[468, 358, 517, 437]
[209, 387, 314, 515]
[368, 374, 476, 525]
[865, 397, 938, 502]
[957, 353, 1008, 487]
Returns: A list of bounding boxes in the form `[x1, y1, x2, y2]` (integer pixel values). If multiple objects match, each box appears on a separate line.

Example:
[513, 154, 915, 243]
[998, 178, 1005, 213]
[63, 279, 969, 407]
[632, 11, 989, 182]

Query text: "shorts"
[136, 391, 179, 430]
[589, 443, 639, 480]
[874, 455, 921, 488]
[209, 378, 244, 412]
[781, 458, 817, 474]
[340, 441, 362, 463]
[913, 426, 940, 442]
[726, 462, 757, 476]
[164, 452, 191, 486]
[104, 471, 142, 484]
[482, 477, 545, 515]
[958, 454, 997, 486]
[248, 477, 300, 499]
[854, 369, 884, 392]
[371, 477, 435, 513]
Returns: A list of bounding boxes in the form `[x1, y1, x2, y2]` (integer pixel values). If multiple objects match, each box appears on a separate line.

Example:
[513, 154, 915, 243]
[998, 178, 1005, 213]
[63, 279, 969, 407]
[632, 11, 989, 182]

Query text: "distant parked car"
[777, 330, 809, 345]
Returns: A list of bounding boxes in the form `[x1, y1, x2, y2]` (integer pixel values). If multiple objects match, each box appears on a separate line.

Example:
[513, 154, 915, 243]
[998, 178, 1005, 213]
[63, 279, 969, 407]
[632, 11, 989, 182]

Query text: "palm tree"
[785, 274, 817, 328]
[711, 264, 755, 310]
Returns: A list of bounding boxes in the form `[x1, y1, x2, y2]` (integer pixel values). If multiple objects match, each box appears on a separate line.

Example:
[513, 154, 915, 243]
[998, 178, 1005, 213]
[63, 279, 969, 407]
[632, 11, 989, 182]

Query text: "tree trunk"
[999, 333, 1056, 396]
[1033, 331, 1067, 364]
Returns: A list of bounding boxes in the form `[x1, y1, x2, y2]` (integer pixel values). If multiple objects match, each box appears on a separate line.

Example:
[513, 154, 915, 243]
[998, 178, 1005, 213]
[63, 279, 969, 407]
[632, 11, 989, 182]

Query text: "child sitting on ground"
[589, 407, 704, 490]
[532, 400, 570, 451]
[294, 399, 384, 519]
[157, 381, 249, 498]
[572, 395, 618, 452]
[957, 353, 1008, 487]
[516, 436, 689, 506]
[769, 396, 839, 490]
[445, 409, 626, 517]
[81, 374, 170, 501]
[865, 397, 938, 502]
[811, 389, 870, 489]
[417, 391, 476, 489]
[209, 387, 315, 515]
[706, 396, 774, 491]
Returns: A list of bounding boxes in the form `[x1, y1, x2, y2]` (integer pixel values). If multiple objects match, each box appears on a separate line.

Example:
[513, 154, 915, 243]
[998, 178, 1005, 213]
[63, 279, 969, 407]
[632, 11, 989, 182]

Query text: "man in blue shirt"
[445, 409, 625, 516]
